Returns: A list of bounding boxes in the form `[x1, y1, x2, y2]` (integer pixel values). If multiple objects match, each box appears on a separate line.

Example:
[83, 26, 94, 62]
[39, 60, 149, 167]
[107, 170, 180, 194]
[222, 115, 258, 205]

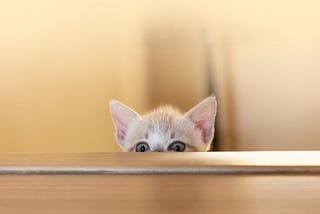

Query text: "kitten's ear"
[185, 96, 217, 144]
[109, 100, 141, 148]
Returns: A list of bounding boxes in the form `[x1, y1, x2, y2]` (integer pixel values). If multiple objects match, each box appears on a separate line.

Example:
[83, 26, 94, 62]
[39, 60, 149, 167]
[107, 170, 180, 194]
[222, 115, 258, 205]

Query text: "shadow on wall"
[144, 21, 211, 110]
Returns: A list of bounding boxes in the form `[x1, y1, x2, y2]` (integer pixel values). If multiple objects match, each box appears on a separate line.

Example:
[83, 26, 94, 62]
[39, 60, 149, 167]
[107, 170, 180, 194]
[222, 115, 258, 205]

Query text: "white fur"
[109, 96, 217, 152]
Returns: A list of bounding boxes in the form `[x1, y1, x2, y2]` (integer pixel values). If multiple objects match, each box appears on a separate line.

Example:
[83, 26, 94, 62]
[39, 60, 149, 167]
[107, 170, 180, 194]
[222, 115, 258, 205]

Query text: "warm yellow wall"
[0, 1, 149, 152]
[0, 1, 216, 152]
[1, 1, 320, 152]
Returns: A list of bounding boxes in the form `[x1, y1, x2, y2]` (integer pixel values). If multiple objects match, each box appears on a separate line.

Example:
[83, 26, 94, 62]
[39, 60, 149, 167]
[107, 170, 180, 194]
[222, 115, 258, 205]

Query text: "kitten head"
[109, 96, 217, 152]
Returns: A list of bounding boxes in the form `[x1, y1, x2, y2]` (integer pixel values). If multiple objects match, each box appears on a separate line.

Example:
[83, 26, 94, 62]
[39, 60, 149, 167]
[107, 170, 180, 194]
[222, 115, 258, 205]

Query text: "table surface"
[0, 151, 320, 213]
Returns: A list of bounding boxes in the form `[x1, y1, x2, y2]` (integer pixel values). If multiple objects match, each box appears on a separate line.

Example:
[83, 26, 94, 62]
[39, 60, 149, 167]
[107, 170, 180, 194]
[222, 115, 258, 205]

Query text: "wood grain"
[0, 152, 319, 213]
[0, 152, 320, 174]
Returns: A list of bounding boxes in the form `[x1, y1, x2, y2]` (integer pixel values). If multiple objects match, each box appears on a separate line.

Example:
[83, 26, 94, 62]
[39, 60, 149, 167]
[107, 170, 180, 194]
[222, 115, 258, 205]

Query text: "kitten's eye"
[169, 141, 186, 152]
[135, 142, 150, 152]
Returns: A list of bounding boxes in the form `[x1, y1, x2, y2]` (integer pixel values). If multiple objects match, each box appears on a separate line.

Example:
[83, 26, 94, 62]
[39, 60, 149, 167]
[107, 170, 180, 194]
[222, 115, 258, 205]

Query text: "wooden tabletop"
[0, 152, 319, 213]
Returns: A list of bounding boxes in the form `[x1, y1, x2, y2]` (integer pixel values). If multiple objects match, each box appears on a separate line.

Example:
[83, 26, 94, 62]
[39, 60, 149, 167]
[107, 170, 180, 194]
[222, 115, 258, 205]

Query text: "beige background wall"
[214, 1, 320, 150]
[1, 1, 320, 152]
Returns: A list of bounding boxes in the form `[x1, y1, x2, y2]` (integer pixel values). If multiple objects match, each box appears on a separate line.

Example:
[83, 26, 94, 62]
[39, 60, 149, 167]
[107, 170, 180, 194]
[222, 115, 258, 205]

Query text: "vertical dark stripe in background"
[202, 28, 220, 151]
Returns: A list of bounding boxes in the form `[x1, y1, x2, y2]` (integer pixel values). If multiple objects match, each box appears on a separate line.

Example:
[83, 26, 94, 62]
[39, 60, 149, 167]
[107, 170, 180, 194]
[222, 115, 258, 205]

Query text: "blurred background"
[1, 0, 320, 152]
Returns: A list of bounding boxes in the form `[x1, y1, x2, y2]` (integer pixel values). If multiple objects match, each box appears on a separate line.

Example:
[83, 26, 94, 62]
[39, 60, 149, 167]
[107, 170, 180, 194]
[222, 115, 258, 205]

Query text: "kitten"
[109, 96, 217, 152]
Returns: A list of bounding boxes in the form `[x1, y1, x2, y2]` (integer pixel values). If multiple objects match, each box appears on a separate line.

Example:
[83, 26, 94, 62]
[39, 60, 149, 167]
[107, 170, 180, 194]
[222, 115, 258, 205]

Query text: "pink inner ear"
[110, 101, 140, 143]
[195, 118, 213, 143]
[202, 119, 213, 133]
[186, 97, 217, 144]
[116, 122, 127, 140]
[111, 112, 134, 140]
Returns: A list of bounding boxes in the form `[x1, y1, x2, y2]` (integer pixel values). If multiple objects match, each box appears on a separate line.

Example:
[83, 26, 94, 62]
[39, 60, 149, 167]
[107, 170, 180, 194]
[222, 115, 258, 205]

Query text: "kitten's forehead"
[124, 107, 183, 150]
[144, 106, 183, 132]
[124, 104, 208, 152]
[125, 106, 183, 141]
